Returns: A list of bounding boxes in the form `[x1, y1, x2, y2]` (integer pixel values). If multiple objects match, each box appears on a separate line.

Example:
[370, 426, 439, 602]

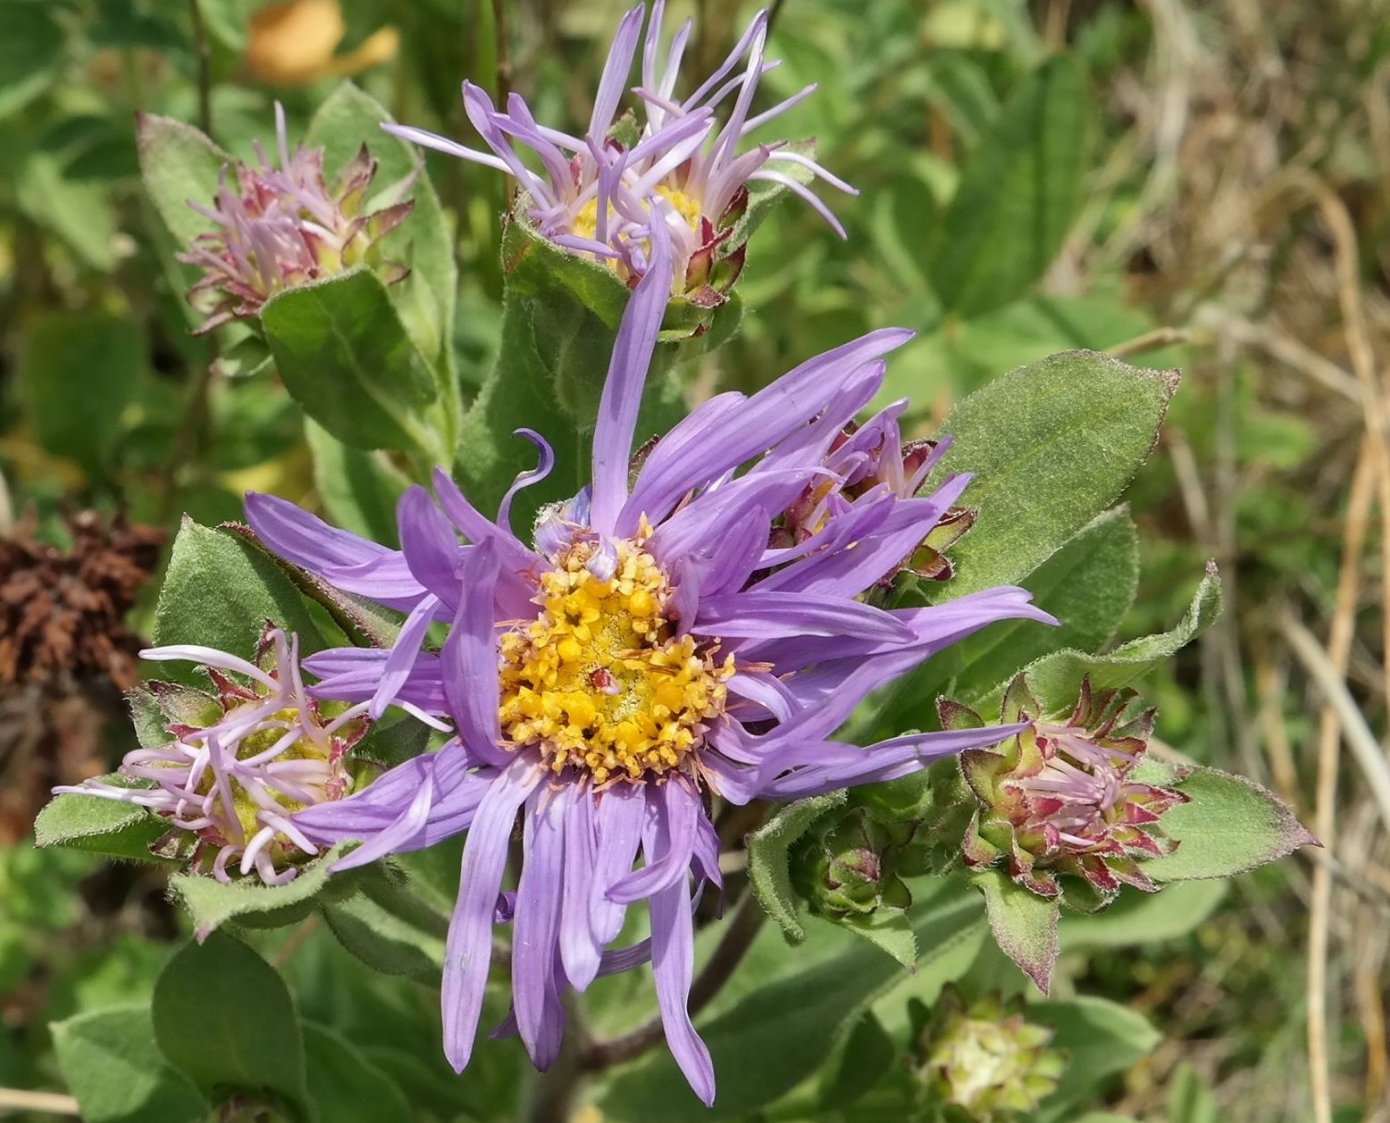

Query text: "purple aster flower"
[56, 627, 369, 885]
[243, 228, 1053, 1103]
[179, 103, 413, 333]
[383, 2, 851, 297]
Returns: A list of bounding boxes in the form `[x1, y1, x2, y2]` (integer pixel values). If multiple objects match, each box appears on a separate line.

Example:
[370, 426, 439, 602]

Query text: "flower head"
[56, 628, 369, 884]
[912, 986, 1064, 1122]
[243, 233, 1052, 1102]
[949, 675, 1187, 903]
[385, 2, 852, 298]
[180, 104, 412, 333]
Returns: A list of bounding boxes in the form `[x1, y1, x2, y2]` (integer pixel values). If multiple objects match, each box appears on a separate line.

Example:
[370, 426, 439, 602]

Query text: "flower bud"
[180, 105, 412, 334]
[912, 986, 1063, 1121]
[948, 676, 1187, 904]
[57, 626, 369, 884]
[770, 412, 974, 586]
[793, 805, 918, 919]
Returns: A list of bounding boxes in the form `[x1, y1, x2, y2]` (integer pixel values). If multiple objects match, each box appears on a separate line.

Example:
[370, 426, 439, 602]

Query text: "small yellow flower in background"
[246, 0, 398, 87]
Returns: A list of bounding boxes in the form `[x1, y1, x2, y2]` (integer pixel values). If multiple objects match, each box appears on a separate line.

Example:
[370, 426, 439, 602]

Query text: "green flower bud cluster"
[910, 986, 1064, 1122]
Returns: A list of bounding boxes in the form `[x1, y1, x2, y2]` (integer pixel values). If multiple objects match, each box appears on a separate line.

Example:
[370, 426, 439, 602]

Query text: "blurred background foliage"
[0, 0, 1386, 1120]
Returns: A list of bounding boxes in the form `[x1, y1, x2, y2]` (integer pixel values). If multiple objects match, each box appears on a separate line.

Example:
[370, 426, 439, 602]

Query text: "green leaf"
[817, 1011, 896, 1110]
[746, 791, 848, 944]
[839, 909, 918, 968]
[455, 285, 685, 529]
[321, 874, 447, 980]
[304, 419, 407, 548]
[1167, 1063, 1222, 1123]
[1144, 766, 1317, 882]
[600, 879, 983, 1122]
[52, 1005, 206, 1123]
[34, 781, 173, 864]
[136, 113, 232, 246]
[220, 521, 403, 650]
[1061, 879, 1227, 950]
[1031, 995, 1159, 1117]
[927, 54, 1091, 319]
[930, 349, 1177, 596]
[936, 506, 1140, 705]
[169, 845, 355, 941]
[261, 269, 442, 459]
[152, 932, 308, 1117]
[302, 1022, 412, 1123]
[0, 0, 65, 116]
[153, 518, 323, 682]
[15, 154, 119, 270]
[975, 868, 1058, 993]
[18, 310, 143, 474]
[1012, 562, 1221, 713]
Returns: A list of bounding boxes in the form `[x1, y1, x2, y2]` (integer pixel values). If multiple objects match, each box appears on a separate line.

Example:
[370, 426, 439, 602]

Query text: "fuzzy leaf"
[928, 350, 1177, 597]
[261, 269, 442, 458]
[152, 932, 308, 1117]
[912, 506, 1140, 714]
[52, 1004, 206, 1123]
[321, 873, 447, 980]
[927, 55, 1091, 319]
[1144, 767, 1317, 882]
[169, 845, 355, 941]
[746, 791, 848, 944]
[1010, 562, 1221, 713]
[136, 112, 232, 246]
[975, 867, 1059, 993]
[153, 518, 324, 684]
[839, 909, 917, 968]
[34, 779, 174, 864]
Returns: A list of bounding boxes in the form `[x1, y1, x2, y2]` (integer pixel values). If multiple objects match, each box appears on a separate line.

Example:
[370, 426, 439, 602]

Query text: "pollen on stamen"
[497, 539, 732, 785]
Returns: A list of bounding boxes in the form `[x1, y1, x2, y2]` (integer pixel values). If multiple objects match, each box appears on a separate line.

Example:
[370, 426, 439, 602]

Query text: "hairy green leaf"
[746, 791, 848, 944]
[1144, 767, 1317, 882]
[261, 269, 442, 458]
[930, 350, 1176, 597]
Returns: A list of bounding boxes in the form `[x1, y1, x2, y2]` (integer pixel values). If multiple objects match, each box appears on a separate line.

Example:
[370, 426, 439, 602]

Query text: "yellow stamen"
[498, 539, 732, 784]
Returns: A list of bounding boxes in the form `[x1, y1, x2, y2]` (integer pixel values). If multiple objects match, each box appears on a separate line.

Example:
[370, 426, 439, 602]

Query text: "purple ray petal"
[649, 871, 714, 1104]
[442, 759, 538, 1072]
[513, 785, 569, 1068]
[589, 216, 673, 535]
[441, 540, 510, 767]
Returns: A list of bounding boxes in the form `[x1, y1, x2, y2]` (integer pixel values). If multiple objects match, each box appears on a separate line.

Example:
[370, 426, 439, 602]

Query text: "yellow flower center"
[498, 539, 732, 785]
[569, 185, 704, 292]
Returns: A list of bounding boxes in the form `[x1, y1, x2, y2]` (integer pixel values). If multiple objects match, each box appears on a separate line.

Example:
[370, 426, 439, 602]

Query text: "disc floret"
[498, 538, 732, 784]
